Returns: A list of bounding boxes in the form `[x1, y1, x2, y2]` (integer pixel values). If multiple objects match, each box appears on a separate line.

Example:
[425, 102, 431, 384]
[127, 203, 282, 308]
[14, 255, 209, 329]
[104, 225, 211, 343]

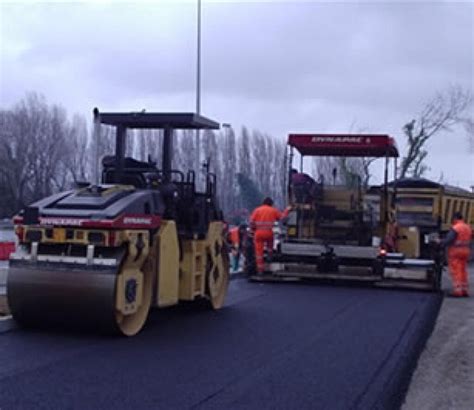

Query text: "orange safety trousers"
[254, 230, 274, 273]
[448, 247, 470, 295]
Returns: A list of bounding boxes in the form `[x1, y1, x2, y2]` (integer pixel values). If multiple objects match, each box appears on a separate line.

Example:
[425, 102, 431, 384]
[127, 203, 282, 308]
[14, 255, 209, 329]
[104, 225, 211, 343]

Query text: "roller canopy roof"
[288, 134, 399, 158]
[95, 109, 220, 130]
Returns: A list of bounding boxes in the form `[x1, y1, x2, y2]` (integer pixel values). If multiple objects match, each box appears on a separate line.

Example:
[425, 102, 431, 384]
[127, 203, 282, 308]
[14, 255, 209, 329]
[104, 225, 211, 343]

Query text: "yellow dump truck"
[390, 178, 474, 260]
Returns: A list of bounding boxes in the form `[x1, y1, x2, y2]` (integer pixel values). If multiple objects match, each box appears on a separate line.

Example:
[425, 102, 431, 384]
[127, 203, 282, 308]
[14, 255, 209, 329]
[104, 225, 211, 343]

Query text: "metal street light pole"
[196, 0, 201, 116]
[196, 0, 201, 186]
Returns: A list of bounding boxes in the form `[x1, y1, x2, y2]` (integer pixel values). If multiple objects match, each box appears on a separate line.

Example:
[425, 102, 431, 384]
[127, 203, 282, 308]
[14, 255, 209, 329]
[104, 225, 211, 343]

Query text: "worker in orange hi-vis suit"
[227, 224, 247, 272]
[441, 212, 472, 297]
[250, 197, 291, 274]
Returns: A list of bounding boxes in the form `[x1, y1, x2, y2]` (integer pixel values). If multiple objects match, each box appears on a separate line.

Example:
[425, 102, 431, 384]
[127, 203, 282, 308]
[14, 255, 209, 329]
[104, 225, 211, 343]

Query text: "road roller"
[7, 110, 229, 336]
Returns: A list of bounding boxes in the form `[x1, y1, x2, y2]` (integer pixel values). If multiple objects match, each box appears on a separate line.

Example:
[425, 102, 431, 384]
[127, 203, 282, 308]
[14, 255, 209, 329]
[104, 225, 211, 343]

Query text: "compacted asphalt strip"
[0, 278, 441, 410]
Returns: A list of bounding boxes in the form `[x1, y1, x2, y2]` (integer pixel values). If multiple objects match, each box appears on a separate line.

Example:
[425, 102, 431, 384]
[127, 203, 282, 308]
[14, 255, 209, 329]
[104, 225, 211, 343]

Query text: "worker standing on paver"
[441, 211, 472, 297]
[250, 197, 290, 275]
[290, 169, 317, 204]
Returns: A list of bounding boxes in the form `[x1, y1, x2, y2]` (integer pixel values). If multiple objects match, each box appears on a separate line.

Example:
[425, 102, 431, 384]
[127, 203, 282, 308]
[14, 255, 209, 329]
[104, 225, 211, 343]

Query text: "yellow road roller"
[7, 109, 229, 336]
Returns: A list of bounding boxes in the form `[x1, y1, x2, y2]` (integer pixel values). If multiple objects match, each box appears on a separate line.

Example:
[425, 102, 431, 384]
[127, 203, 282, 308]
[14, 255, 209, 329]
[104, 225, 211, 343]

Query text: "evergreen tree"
[236, 172, 263, 212]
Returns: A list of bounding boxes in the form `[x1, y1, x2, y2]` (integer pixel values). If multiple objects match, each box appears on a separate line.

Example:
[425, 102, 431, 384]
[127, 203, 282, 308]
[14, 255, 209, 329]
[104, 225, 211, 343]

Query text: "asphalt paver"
[0, 279, 440, 410]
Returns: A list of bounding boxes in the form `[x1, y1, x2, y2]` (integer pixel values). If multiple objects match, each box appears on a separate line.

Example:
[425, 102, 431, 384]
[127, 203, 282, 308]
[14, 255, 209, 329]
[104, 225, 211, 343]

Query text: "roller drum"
[7, 260, 120, 333]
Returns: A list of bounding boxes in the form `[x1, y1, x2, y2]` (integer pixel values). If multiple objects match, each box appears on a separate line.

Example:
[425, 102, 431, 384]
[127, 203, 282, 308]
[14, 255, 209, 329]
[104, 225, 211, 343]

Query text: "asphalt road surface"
[0, 279, 440, 410]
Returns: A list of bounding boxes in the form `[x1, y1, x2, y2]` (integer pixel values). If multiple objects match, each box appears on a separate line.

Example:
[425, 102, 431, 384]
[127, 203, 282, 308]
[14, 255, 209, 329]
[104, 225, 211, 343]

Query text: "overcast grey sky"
[1, 0, 473, 186]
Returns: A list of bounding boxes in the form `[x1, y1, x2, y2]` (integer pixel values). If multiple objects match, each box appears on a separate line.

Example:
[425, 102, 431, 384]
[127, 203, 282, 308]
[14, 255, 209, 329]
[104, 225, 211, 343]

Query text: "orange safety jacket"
[451, 220, 472, 248]
[250, 205, 290, 232]
[228, 227, 240, 246]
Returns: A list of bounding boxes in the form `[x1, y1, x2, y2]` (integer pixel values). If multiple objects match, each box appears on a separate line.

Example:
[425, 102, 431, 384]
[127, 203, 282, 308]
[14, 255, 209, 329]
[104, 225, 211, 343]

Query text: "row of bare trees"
[0, 93, 287, 219]
[0, 94, 90, 216]
[1, 86, 471, 218]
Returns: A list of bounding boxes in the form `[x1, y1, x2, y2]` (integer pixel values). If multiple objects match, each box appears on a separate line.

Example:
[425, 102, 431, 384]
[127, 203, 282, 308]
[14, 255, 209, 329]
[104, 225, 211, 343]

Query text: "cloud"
[0, 0, 472, 186]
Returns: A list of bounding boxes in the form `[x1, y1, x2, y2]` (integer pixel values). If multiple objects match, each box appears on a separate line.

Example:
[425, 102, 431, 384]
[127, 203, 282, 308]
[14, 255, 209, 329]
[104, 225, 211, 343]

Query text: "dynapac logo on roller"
[36, 214, 160, 228]
[40, 217, 85, 226]
[122, 217, 153, 225]
[311, 136, 368, 144]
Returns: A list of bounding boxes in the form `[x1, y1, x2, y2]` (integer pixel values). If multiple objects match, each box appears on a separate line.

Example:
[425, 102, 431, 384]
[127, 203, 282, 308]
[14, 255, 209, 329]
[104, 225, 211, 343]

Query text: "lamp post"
[196, 0, 201, 116]
[196, 0, 202, 185]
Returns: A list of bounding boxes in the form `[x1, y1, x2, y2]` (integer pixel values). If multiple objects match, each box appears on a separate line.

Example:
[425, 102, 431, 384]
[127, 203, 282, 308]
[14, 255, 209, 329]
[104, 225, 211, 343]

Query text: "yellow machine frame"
[392, 181, 474, 259]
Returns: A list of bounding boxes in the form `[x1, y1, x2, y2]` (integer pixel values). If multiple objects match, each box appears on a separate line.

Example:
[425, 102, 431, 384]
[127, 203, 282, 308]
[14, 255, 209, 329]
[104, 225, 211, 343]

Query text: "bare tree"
[314, 156, 369, 188]
[135, 129, 147, 161]
[221, 126, 237, 213]
[313, 157, 342, 185]
[360, 157, 376, 187]
[261, 133, 273, 199]
[10, 94, 71, 198]
[0, 108, 34, 214]
[178, 129, 196, 173]
[202, 129, 218, 182]
[399, 85, 472, 178]
[236, 127, 252, 209]
[62, 114, 90, 184]
[238, 126, 252, 176]
[270, 137, 286, 208]
[253, 131, 267, 194]
[463, 117, 474, 154]
[0, 93, 95, 216]
[98, 125, 115, 163]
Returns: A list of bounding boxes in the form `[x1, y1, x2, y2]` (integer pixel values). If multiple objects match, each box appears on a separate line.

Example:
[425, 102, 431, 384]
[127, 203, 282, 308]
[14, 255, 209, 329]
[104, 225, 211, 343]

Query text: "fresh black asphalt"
[0, 279, 441, 410]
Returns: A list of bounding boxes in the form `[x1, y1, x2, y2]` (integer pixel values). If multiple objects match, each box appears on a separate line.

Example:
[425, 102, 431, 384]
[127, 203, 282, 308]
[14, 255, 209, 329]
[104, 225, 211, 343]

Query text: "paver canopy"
[288, 134, 399, 158]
